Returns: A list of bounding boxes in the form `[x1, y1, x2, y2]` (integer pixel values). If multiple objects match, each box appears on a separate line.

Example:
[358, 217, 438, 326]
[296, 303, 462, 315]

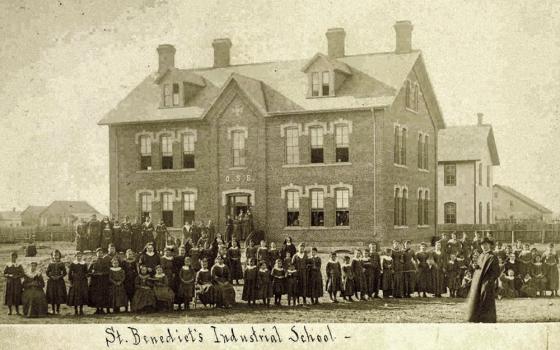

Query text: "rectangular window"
[139, 136, 152, 170]
[401, 128, 407, 165]
[285, 127, 299, 165]
[163, 84, 172, 107]
[486, 165, 491, 187]
[423, 135, 429, 169]
[414, 83, 419, 111]
[417, 192, 424, 225]
[232, 131, 246, 167]
[417, 134, 423, 169]
[322, 71, 330, 96]
[335, 124, 349, 162]
[444, 202, 456, 224]
[141, 194, 153, 220]
[423, 192, 429, 225]
[394, 127, 400, 164]
[183, 193, 195, 225]
[394, 188, 401, 226]
[183, 133, 195, 169]
[335, 189, 349, 226]
[286, 191, 300, 227]
[310, 190, 324, 227]
[310, 127, 324, 163]
[162, 193, 174, 227]
[311, 72, 320, 97]
[444, 164, 456, 186]
[161, 135, 173, 169]
[172, 83, 180, 106]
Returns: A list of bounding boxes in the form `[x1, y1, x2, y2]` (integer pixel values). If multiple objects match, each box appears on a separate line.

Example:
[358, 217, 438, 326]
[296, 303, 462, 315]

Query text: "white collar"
[259, 268, 269, 272]
[6, 262, 19, 267]
[181, 266, 191, 270]
[162, 256, 173, 260]
[145, 251, 155, 256]
[246, 266, 256, 270]
[273, 267, 284, 271]
[154, 273, 165, 278]
[110, 267, 122, 271]
[26, 270, 41, 278]
[73, 260, 86, 265]
[199, 268, 208, 272]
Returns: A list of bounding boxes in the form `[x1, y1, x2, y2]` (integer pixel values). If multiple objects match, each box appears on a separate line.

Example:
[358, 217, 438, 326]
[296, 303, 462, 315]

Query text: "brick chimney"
[477, 112, 484, 125]
[326, 28, 346, 58]
[157, 44, 176, 74]
[394, 20, 413, 54]
[212, 38, 232, 68]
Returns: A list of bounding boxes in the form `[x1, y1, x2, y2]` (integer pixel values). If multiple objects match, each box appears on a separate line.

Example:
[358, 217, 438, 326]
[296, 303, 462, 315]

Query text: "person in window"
[22, 262, 48, 318]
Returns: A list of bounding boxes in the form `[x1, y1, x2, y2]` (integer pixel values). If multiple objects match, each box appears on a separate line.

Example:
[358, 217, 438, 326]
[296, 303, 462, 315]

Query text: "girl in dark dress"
[368, 243, 382, 298]
[88, 248, 110, 314]
[268, 242, 280, 270]
[137, 243, 160, 276]
[242, 258, 258, 305]
[121, 249, 137, 311]
[109, 258, 128, 312]
[531, 254, 547, 296]
[131, 265, 156, 312]
[445, 253, 460, 298]
[351, 250, 366, 300]
[22, 262, 48, 318]
[271, 259, 286, 306]
[543, 243, 559, 296]
[120, 217, 133, 253]
[46, 249, 67, 314]
[195, 259, 215, 307]
[381, 250, 393, 298]
[4, 252, 23, 315]
[325, 252, 342, 303]
[178, 257, 195, 310]
[159, 248, 175, 287]
[363, 250, 375, 299]
[430, 242, 446, 297]
[245, 240, 257, 264]
[341, 256, 355, 301]
[211, 255, 235, 308]
[280, 236, 296, 260]
[173, 246, 186, 309]
[227, 240, 243, 284]
[131, 218, 143, 253]
[101, 217, 113, 252]
[291, 243, 309, 305]
[67, 252, 89, 315]
[190, 245, 201, 272]
[285, 262, 298, 306]
[256, 240, 269, 266]
[152, 265, 175, 311]
[415, 243, 430, 297]
[308, 247, 323, 304]
[391, 242, 404, 299]
[257, 261, 272, 306]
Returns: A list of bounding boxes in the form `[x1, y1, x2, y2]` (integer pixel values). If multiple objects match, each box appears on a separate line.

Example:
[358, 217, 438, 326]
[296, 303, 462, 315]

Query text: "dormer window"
[310, 71, 331, 97]
[322, 71, 330, 96]
[302, 53, 351, 99]
[163, 83, 180, 107]
[312, 73, 320, 97]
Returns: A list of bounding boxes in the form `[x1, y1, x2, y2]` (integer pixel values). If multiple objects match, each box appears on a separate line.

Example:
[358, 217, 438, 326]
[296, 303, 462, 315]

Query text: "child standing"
[285, 262, 298, 306]
[325, 252, 342, 303]
[46, 249, 67, 314]
[4, 252, 23, 315]
[108, 258, 128, 313]
[341, 256, 355, 301]
[88, 248, 110, 314]
[67, 252, 89, 316]
[178, 257, 195, 310]
[308, 247, 323, 305]
[271, 259, 286, 306]
[242, 258, 258, 305]
[257, 261, 272, 306]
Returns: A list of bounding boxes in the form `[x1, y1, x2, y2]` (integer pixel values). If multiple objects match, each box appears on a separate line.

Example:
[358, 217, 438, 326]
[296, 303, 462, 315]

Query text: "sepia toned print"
[1, 3, 560, 348]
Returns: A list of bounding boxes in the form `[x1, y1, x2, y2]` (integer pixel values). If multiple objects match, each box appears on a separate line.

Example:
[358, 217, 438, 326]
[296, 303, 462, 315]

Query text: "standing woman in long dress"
[292, 243, 309, 305]
[368, 242, 382, 298]
[325, 252, 342, 303]
[430, 241, 446, 297]
[308, 247, 323, 304]
[227, 240, 243, 285]
[121, 249, 137, 312]
[46, 249, 67, 314]
[391, 241, 404, 298]
[415, 243, 430, 297]
[466, 237, 500, 323]
[543, 243, 559, 297]
[211, 255, 235, 308]
[108, 258, 128, 313]
[351, 249, 366, 300]
[4, 251, 23, 315]
[22, 262, 48, 318]
[88, 248, 110, 314]
[67, 252, 89, 316]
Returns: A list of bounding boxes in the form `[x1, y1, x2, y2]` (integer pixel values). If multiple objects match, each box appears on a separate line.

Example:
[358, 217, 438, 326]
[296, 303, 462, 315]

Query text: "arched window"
[394, 188, 400, 226]
[423, 190, 429, 225]
[405, 80, 412, 109]
[401, 189, 407, 226]
[401, 128, 407, 166]
[478, 163, 483, 186]
[423, 135, 429, 170]
[417, 134, 423, 169]
[486, 202, 491, 225]
[394, 126, 400, 164]
[286, 190, 300, 227]
[417, 190, 424, 225]
[478, 202, 483, 224]
[444, 202, 456, 224]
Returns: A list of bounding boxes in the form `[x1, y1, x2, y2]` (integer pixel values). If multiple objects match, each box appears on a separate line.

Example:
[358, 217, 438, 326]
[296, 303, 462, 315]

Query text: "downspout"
[115, 128, 119, 219]
[371, 107, 377, 240]
[474, 162, 477, 225]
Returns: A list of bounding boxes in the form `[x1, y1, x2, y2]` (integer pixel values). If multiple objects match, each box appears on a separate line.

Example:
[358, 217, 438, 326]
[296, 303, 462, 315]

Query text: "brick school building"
[99, 21, 445, 245]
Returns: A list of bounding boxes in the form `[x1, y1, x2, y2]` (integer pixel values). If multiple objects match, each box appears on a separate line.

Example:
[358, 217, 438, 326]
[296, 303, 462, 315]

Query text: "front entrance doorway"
[227, 194, 251, 218]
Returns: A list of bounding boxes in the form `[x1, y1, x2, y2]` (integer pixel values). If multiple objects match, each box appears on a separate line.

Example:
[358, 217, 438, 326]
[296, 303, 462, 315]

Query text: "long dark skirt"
[22, 288, 48, 318]
[67, 279, 88, 306]
[46, 278, 67, 304]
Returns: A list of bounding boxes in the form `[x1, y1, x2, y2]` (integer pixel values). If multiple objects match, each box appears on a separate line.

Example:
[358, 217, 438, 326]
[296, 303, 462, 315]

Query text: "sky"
[0, 0, 559, 215]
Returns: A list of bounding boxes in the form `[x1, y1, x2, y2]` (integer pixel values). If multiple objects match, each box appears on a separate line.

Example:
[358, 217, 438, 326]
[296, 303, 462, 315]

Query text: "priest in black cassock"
[466, 237, 500, 323]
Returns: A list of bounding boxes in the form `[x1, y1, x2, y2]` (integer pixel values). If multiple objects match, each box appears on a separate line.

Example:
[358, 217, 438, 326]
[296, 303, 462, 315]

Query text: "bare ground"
[1, 242, 559, 324]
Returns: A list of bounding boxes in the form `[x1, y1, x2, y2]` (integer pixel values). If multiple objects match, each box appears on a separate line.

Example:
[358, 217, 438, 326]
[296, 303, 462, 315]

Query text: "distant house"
[21, 206, 47, 226]
[0, 209, 22, 227]
[437, 114, 500, 225]
[493, 184, 553, 223]
[38, 201, 101, 227]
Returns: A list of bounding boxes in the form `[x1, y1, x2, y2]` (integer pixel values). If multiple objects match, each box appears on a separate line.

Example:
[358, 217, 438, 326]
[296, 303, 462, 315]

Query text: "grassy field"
[1, 241, 559, 324]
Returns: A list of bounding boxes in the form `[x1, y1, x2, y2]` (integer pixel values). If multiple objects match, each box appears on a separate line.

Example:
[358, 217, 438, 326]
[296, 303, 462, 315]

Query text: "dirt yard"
[1, 241, 559, 324]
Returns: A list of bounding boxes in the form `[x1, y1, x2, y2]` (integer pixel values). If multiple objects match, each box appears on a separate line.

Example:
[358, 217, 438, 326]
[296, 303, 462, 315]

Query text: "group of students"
[3, 230, 559, 317]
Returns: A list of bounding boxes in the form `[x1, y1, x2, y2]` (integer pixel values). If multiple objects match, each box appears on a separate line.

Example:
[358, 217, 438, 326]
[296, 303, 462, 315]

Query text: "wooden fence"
[437, 223, 560, 244]
[0, 226, 74, 243]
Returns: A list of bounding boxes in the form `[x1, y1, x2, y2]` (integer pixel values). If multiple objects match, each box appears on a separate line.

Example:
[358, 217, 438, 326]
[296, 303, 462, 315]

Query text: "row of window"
[394, 125, 429, 169]
[393, 187, 431, 227]
[140, 192, 196, 227]
[286, 124, 350, 164]
[285, 188, 350, 227]
[443, 202, 491, 224]
[444, 163, 491, 187]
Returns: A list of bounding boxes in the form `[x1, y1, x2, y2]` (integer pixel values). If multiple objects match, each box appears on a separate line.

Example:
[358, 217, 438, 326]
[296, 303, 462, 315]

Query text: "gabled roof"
[21, 206, 47, 217]
[99, 50, 425, 125]
[0, 211, 21, 221]
[438, 124, 500, 165]
[39, 201, 100, 217]
[494, 184, 553, 214]
[155, 68, 206, 86]
[300, 53, 352, 75]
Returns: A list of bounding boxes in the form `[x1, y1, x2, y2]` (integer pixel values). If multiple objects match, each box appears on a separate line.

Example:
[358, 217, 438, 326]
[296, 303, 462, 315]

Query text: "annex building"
[99, 21, 445, 244]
